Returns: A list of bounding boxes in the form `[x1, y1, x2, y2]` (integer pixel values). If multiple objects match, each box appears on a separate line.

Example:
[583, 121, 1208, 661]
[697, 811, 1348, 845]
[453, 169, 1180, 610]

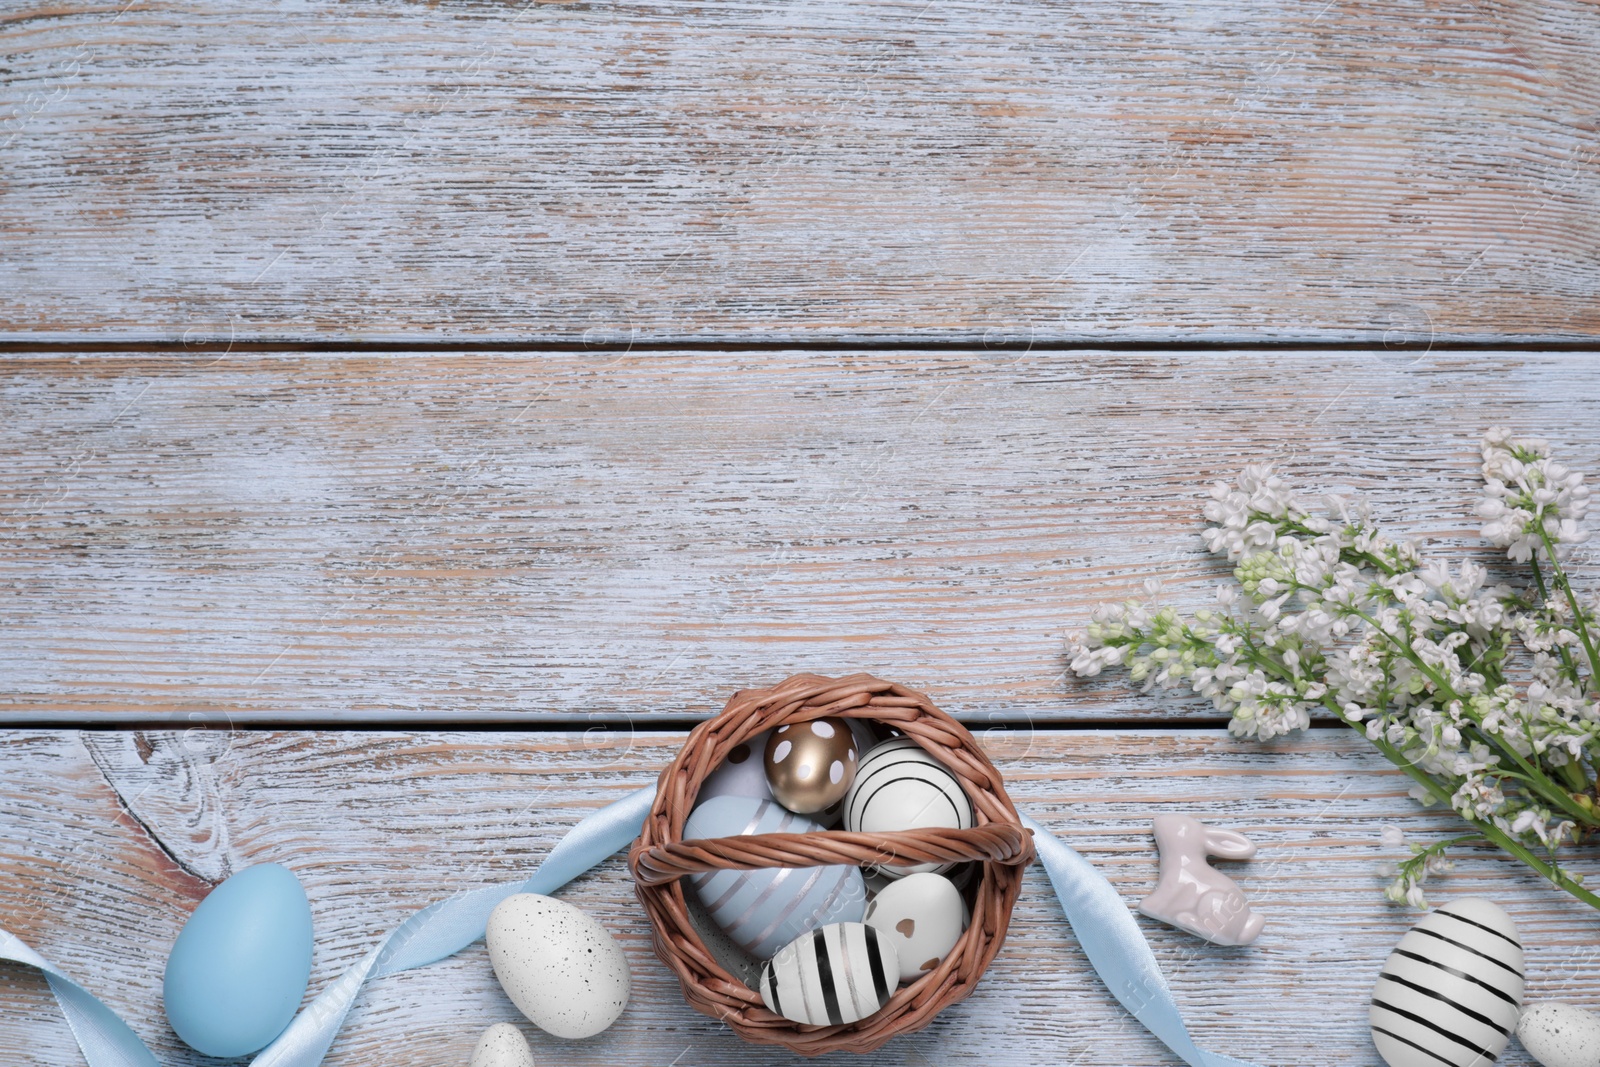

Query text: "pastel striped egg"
[843, 738, 974, 879]
[1369, 897, 1524, 1067]
[758, 922, 899, 1026]
[682, 796, 867, 959]
[681, 891, 762, 989]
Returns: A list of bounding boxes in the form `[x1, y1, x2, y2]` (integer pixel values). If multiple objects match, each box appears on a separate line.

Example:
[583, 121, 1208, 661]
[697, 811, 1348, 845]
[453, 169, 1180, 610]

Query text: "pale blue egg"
[163, 862, 313, 1057]
[682, 796, 865, 959]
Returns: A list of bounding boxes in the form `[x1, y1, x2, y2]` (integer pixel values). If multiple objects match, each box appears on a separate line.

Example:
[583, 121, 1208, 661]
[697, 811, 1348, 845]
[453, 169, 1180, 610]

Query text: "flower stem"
[1341, 604, 1599, 825]
[1277, 516, 1404, 576]
[1419, 833, 1487, 855]
[1535, 526, 1600, 691]
[1530, 554, 1588, 692]
[1335, 703, 1600, 912]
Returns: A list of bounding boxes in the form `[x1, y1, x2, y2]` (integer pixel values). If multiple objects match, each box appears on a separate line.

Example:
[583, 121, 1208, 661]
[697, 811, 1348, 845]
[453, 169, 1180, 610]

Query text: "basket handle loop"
[629, 824, 1034, 888]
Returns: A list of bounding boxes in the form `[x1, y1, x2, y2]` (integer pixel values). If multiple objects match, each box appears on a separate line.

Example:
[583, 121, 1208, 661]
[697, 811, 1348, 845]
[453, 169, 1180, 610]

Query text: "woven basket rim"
[628, 672, 1032, 1056]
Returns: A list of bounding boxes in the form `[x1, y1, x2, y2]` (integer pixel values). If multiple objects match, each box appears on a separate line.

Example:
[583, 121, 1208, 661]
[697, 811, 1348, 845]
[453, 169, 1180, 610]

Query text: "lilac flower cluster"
[1067, 430, 1599, 908]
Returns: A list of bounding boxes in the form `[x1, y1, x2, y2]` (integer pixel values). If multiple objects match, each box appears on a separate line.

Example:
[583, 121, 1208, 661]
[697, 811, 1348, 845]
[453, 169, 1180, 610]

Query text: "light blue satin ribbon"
[0, 928, 159, 1067]
[0, 787, 654, 1067]
[3, 791, 1263, 1067]
[1020, 814, 1262, 1067]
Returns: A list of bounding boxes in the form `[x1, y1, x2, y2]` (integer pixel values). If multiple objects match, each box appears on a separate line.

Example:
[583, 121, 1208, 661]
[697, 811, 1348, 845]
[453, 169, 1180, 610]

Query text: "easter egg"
[699, 730, 775, 805]
[162, 862, 314, 1058]
[813, 720, 879, 827]
[1369, 897, 1524, 1067]
[844, 737, 974, 878]
[863, 872, 968, 982]
[848, 717, 885, 750]
[682, 795, 866, 958]
[469, 1022, 536, 1067]
[759, 922, 899, 1026]
[1518, 1003, 1600, 1067]
[863, 867, 894, 895]
[682, 891, 763, 989]
[764, 717, 859, 814]
[486, 893, 629, 1039]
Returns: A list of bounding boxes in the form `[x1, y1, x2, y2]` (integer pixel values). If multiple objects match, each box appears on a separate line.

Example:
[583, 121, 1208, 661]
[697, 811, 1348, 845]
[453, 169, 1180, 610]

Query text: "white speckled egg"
[758, 922, 899, 1026]
[699, 731, 775, 805]
[844, 738, 974, 878]
[1370, 897, 1524, 1067]
[468, 1022, 536, 1067]
[682, 796, 866, 958]
[486, 894, 630, 1039]
[1519, 1003, 1600, 1067]
[863, 872, 968, 982]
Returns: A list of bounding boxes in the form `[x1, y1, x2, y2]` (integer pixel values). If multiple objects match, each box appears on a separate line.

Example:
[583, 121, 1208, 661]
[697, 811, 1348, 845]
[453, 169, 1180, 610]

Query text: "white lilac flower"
[1067, 430, 1600, 910]
[1479, 427, 1590, 563]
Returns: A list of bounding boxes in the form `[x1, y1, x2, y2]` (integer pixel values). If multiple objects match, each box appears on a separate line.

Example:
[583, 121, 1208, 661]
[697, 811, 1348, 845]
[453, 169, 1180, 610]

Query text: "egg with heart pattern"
[863, 872, 968, 982]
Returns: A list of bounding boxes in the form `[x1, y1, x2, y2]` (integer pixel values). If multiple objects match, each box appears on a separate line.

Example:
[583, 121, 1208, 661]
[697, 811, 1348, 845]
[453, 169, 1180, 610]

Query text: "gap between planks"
[1, 717, 1352, 731]
[2, 341, 1600, 356]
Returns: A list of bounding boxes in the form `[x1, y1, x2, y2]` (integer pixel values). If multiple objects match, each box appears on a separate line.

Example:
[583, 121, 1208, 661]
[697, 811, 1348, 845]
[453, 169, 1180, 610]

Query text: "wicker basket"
[629, 672, 1034, 1055]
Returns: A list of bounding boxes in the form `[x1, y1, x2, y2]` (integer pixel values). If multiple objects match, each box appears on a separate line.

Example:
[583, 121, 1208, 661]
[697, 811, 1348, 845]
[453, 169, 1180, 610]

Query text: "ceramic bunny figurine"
[1137, 814, 1264, 946]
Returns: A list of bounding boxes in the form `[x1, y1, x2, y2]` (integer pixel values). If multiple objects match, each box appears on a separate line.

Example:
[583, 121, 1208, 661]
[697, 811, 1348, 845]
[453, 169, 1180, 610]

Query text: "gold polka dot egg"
[764, 717, 860, 814]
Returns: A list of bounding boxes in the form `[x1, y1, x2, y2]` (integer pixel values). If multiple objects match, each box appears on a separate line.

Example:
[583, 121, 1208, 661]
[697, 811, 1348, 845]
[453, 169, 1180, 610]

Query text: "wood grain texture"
[3, 728, 1598, 1067]
[1, 0, 1596, 343]
[3, 349, 1598, 723]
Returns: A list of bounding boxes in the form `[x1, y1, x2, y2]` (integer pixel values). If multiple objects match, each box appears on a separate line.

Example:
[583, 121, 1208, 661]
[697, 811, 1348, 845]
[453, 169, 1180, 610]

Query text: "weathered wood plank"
[1, 0, 1596, 343]
[2, 729, 1595, 1066]
[3, 349, 1597, 723]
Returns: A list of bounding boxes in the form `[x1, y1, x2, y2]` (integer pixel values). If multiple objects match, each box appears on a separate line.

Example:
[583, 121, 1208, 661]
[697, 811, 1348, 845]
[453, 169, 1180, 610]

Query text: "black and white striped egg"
[1369, 897, 1524, 1067]
[758, 922, 900, 1026]
[843, 737, 974, 879]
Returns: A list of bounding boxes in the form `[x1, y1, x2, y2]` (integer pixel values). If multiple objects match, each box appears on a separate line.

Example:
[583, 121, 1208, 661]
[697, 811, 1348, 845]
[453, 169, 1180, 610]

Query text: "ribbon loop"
[3, 790, 1264, 1067]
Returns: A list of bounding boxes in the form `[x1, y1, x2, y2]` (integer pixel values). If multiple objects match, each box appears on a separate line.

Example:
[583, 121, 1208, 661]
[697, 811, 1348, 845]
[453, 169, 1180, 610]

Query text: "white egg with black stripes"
[844, 737, 974, 879]
[1369, 897, 1524, 1067]
[758, 922, 900, 1026]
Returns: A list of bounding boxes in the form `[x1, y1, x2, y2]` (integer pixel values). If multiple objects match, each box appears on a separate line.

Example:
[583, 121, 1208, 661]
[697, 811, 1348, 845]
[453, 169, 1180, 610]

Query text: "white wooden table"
[3, 2, 1598, 1064]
